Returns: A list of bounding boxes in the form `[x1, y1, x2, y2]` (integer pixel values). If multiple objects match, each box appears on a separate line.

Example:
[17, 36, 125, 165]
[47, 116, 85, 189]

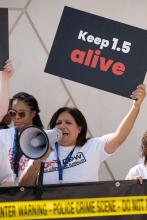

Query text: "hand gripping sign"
[45, 6, 147, 98]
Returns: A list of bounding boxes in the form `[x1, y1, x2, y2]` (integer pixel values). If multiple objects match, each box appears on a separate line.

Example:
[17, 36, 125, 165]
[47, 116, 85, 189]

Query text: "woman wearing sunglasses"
[0, 92, 44, 185]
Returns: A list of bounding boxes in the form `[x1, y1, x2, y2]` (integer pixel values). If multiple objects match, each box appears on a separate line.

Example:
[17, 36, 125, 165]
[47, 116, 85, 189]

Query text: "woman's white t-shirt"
[27, 135, 111, 185]
[0, 141, 14, 185]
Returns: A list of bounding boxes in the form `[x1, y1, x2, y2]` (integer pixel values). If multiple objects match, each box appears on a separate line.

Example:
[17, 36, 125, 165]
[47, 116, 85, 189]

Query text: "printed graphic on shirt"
[44, 152, 86, 173]
[8, 148, 29, 172]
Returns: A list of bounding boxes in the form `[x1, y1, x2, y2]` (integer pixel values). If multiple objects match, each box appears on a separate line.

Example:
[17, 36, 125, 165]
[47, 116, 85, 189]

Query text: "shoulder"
[126, 164, 145, 179]
[126, 163, 147, 180]
[0, 126, 15, 134]
[130, 163, 145, 171]
[85, 134, 111, 146]
[83, 135, 110, 152]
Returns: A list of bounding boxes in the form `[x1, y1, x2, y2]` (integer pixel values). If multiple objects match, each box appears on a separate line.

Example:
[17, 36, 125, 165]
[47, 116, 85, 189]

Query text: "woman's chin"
[58, 141, 67, 146]
[58, 140, 74, 147]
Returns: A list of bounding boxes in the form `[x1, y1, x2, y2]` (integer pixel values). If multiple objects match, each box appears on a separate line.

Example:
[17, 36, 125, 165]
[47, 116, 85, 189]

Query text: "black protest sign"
[45, 6, 147, 98]
[0, 8, 9, 70]
[1, 181, 147, 219]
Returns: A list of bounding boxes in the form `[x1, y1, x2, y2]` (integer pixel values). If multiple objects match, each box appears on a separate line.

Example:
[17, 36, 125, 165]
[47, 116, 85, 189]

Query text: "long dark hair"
[49, 107, 88, 146]
[0, 113, 12, 129]
[141, 131, 147, 164]
[9, 92, 44, 128]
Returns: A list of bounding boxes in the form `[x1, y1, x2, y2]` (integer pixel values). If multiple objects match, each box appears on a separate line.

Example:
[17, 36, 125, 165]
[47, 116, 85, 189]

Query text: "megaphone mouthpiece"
[45, 128, 62, 145]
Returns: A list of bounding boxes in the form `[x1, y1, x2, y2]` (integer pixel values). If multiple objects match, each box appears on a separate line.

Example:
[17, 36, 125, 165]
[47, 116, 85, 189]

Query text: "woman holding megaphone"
[0, 91, 44, 186]
[19, 84, 146, 186]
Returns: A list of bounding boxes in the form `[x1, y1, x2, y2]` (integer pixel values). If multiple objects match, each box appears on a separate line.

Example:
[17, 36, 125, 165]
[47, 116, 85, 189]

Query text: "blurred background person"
[125, 131, 147, 184]
[0, 92, 44, 185]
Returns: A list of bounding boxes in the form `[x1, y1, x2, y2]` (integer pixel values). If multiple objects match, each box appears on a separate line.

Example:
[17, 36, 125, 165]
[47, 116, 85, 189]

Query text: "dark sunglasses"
[8, 109, 32, 118]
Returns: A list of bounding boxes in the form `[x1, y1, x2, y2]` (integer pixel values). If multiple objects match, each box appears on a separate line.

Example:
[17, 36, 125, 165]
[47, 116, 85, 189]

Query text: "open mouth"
[63, 132, 69, 136]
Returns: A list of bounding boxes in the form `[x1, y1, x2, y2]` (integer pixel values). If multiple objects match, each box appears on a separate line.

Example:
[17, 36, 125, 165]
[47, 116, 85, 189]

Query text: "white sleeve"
[86, 134, 112, 163]
[0, 146, 14, 186]
[99, 134, 113, 162]
[125, 166, 139, 180]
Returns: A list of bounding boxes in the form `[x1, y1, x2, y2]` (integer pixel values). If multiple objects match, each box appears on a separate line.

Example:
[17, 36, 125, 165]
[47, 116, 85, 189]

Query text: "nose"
[13, 113, 21, 120]
[56, 122, 66, 130]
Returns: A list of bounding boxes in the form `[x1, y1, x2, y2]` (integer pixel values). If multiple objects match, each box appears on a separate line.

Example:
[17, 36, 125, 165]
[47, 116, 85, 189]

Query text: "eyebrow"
[11, 109, 30, 112]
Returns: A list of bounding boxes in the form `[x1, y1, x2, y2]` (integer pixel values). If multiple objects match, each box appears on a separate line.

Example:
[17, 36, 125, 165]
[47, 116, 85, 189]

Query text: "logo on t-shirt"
[44, 152, 86, 173]
[8, 148, 29, 172]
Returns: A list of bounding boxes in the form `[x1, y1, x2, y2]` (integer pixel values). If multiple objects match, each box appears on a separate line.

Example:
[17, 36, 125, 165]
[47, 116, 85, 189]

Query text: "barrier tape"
[0, 195, 147, 219]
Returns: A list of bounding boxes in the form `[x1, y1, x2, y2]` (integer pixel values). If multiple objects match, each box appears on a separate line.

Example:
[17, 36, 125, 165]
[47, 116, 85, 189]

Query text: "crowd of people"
[0, 60, 147, 187]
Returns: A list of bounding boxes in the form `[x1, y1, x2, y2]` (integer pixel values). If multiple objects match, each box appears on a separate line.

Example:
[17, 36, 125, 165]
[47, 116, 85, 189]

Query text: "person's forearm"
[19, 160, 41, 186]
[1, 175, 14, 187]
[106, 104, 140, 153]
[105, 84, 146, 154]
[114, 104, 139, 145]
[0, 71, 9, 122]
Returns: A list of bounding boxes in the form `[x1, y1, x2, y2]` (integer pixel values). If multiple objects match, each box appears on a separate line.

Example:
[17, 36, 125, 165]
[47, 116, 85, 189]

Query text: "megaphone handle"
[37, 162, 44, 187]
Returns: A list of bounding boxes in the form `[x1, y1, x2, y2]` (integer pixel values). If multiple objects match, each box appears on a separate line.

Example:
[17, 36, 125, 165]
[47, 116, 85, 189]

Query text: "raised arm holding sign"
[0, 60, 14, 122]
[0, 8, 11, 122]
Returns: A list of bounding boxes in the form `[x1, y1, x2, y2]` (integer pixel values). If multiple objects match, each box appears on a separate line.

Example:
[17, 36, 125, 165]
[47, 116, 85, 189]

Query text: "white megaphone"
[19, 125, 62, 160]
